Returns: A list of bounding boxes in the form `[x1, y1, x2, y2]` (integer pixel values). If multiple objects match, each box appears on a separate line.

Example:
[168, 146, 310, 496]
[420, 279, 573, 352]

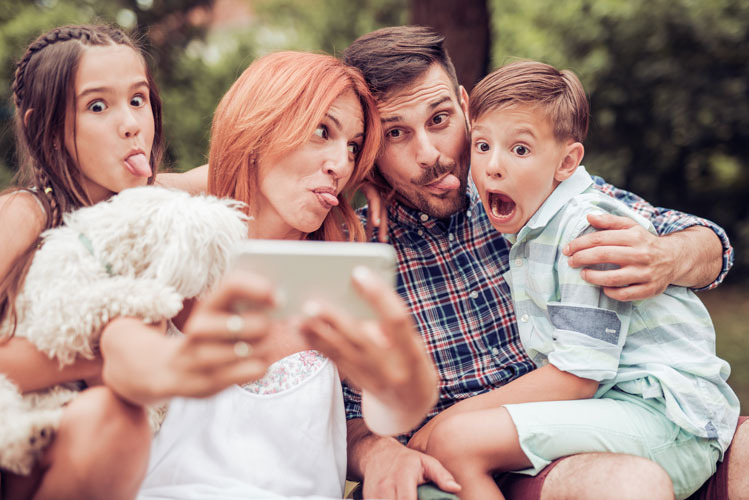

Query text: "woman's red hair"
[208, 51, 381, 242]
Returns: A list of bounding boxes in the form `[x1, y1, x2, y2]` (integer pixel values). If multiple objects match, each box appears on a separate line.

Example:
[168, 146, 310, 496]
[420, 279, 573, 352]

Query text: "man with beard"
[335, 26, 747, 500]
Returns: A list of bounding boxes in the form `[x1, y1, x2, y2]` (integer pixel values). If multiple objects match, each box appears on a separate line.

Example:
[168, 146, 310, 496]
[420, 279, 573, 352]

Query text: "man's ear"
[555, 142, 584, 182]
[459, 85, 470, 124]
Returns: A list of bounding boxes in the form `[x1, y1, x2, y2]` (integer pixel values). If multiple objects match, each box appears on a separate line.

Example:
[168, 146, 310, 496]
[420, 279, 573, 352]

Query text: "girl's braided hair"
[1, 24, 164, 337]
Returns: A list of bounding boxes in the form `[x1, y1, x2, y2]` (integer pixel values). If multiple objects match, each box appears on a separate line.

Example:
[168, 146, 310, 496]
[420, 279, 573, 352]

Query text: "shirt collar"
[514, 165, 593, 239]
[386, 184, 476, 238]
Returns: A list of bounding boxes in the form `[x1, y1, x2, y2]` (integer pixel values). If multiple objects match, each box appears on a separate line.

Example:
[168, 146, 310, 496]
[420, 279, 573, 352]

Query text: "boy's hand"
[564, 213, 674, 301]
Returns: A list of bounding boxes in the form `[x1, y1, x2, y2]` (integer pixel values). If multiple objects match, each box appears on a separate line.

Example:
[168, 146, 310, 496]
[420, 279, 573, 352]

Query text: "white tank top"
[138, 351, 347, 500]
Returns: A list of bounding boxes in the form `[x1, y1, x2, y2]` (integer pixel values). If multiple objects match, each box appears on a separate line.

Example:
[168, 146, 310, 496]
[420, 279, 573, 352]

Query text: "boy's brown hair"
[469, 60, 589, 143]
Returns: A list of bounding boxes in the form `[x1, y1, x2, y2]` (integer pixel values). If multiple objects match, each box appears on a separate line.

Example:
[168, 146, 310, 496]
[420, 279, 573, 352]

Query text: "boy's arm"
[566, 177, 731, 300]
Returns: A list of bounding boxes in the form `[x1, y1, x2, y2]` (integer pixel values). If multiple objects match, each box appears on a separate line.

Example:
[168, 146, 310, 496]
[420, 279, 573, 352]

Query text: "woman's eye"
[348, 143, 360, 156]
[314, 125, 329, 139]
[131, 95, 145, 107]
[512, 144, 530, 156]
[432, 113, 448, 125]
[475, 141, 490, 153]
[88, 100, 107, 113]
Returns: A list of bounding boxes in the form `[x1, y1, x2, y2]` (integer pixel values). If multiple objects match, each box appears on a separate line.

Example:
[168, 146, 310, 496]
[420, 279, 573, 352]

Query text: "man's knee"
[541, 453, 674, 500]
[727, 418, 749, 500]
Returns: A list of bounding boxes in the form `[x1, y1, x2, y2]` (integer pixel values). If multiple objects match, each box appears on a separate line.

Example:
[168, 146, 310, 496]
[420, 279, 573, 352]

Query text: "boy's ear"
[555, 142, 584, 182]
[459, 85, 470, 124]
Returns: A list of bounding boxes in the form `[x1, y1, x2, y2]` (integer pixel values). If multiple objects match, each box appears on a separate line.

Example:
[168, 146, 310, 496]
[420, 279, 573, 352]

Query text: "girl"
[0, 24, 277, 500]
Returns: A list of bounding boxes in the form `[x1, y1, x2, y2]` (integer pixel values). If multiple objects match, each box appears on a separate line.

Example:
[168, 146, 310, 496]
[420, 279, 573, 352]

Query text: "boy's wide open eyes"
[474, 140, 490, 153]
[512, 144, 530, 156]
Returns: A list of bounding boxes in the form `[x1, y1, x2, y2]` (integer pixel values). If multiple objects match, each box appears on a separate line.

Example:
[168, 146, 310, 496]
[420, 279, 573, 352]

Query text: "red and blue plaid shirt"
[344, 175, 733, 441]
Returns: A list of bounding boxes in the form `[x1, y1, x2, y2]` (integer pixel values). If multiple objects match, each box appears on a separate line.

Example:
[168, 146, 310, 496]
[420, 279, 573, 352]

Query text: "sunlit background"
[1, 0, 747, 410]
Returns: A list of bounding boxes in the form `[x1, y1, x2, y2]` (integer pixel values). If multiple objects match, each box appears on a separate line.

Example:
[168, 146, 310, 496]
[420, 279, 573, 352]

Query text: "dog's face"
[60, 186, 248, 298]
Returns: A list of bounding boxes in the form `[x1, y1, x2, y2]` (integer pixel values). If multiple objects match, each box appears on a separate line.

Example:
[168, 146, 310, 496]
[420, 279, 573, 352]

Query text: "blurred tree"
[411, 0, 490, 91]
[491, 0, 749, 283]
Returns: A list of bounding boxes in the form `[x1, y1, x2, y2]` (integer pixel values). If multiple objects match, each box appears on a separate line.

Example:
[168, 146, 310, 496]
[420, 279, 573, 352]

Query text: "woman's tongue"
[490, 193, 515, 221]
[124, 153, 152, 177]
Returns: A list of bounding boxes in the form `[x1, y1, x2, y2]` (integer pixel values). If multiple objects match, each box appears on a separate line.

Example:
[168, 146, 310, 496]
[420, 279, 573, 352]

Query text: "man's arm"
[155, 164, 209, 195]
[347, 418, 460, 500]
[565, 177, 732, 301]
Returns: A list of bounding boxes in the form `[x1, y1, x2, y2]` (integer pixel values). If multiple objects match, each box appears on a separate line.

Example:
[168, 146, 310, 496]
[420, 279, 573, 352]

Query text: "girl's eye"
[130, 95, 145, 107]
[432, 113, 448, 125]
[88, 100, 107, 113]
[347, 142, 360, 157]
[475, 141, 490, 153]
[314, 125, 329, 140]
[512, 144, 530, 156]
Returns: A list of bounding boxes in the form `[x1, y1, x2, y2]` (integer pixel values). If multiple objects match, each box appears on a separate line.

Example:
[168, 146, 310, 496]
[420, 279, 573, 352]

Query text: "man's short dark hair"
[343, 25, 460, 100]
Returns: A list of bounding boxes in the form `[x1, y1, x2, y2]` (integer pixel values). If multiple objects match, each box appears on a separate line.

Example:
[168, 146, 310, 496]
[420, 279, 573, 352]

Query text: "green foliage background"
[1, 0, 748, 286]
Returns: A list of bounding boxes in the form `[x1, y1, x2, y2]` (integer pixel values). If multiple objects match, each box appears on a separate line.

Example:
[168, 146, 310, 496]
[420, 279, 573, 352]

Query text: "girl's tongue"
[125, 153, 152, 177]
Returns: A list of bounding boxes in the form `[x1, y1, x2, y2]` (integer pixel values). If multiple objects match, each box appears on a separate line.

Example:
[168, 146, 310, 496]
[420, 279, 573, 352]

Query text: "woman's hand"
[100, 272, 278, 405]
[299, 266, 438, 435]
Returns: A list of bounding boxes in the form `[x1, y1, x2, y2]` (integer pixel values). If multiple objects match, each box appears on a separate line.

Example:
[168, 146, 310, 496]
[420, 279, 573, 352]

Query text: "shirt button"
[520, 314, 529, 323]
[514, 258, 523, 267]
[420, 213, 429, 222]
[469, 291, 479, 299]
[448, 233, 455, 241]
[417, 229, 424, 236]
[466, 210, 472, 218]
[491, 347, 500, 356]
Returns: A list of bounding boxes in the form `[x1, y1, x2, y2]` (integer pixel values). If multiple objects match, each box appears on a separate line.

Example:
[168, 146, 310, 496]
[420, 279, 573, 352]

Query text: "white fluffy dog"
[0, 186, 248, 474]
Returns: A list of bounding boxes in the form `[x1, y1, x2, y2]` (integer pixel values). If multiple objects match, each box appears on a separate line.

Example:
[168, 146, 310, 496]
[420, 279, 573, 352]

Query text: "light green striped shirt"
[505, 166, 739, 454]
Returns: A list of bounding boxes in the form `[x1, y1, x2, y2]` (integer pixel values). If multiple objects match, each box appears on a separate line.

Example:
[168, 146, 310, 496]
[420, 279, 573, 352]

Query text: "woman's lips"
[313, 188, 339, 209]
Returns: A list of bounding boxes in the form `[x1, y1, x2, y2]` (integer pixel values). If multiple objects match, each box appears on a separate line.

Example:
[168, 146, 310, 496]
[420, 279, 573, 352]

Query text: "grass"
[700, 285, 749, 415]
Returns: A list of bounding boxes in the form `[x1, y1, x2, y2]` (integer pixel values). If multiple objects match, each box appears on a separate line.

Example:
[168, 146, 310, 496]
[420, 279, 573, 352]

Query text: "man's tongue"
[491, 193, 515, 219]
[428, 174, 460, 191]
[124, 153, 152, 177]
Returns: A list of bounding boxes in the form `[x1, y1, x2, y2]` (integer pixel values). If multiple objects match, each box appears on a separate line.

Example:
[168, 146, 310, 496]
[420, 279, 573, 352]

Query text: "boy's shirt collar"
[506, 165, 593, 244]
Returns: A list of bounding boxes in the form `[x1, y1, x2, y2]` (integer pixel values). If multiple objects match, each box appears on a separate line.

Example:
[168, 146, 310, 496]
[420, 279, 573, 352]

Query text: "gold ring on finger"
[226, 314, 244, 336]
[233, 340, 252, 358]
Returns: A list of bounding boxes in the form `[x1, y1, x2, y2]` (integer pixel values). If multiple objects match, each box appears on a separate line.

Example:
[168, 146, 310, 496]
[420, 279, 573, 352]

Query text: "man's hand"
[564, 213, 722, 301]
[349, 421, 460, 500]
[360, 182, 389, 243]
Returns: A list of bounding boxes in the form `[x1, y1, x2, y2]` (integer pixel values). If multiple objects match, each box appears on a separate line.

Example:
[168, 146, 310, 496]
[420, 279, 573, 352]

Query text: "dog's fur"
[0, 186, 248, 474]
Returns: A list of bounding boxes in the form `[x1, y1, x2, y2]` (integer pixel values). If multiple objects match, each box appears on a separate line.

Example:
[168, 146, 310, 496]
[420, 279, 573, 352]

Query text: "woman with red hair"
[138, 52, 438, 500]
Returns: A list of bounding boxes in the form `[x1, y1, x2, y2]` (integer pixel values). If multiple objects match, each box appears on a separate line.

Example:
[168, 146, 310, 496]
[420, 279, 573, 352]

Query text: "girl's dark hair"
[1, 24, 164, 337]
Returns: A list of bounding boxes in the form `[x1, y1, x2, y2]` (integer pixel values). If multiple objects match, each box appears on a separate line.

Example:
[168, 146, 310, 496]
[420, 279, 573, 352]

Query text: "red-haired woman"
[138, 52, 438, 499]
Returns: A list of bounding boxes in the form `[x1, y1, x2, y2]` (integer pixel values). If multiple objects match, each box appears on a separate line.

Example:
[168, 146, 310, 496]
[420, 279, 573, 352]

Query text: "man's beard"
[407, 139, 471, 219]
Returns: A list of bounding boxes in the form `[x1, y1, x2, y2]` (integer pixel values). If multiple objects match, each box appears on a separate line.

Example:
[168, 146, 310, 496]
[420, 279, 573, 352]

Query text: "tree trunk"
[410, 0, 491, 91]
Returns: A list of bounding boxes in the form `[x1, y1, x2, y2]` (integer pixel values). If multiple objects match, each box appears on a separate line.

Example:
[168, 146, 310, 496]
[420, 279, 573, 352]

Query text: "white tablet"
[229, 239, 397, 319]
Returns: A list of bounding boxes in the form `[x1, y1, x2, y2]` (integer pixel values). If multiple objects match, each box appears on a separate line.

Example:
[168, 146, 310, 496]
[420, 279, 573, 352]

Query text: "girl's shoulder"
[0, 190, 46, 262]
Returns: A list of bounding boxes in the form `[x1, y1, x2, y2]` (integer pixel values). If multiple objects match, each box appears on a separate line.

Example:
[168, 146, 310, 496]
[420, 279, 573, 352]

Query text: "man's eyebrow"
[428, 95, 452, 110]
[381, 114, 402, 125]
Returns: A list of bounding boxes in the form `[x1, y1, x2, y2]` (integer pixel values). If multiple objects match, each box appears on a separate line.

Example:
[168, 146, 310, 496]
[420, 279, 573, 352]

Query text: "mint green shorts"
[503, 390, 720, 500]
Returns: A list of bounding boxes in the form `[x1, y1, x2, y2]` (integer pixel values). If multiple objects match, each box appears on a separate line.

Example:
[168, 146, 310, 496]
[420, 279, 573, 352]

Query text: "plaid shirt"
[344, 173, 733, 440]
